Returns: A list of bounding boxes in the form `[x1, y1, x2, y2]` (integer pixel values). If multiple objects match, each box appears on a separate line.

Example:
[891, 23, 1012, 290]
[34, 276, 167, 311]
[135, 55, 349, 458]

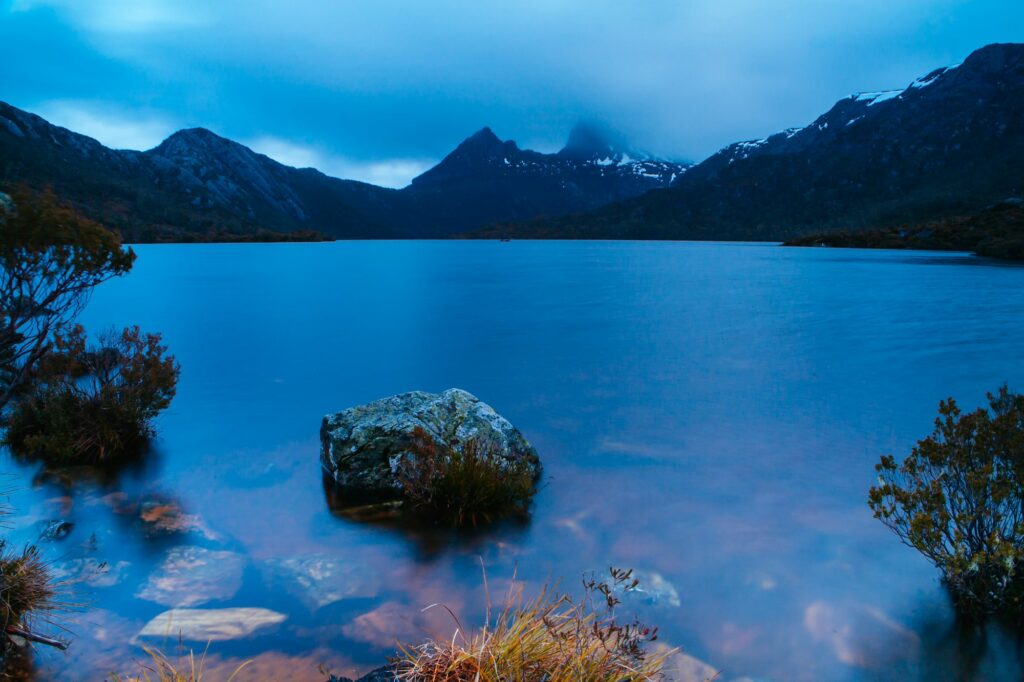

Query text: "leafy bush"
[398, 567, 671, 682]
[4, 324, 179, 464]
[397, 426, 536, 526]
[868, 387, 1024, 617]
[0, 188, 134, 410]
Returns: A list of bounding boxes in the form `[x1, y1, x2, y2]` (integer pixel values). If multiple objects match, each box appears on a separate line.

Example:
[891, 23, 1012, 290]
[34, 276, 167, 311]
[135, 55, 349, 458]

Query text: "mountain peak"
[961, 42, 1024, 72]
[559, 122, 619, 159]
[156, 127, 232, 150]
[468, 126, 500, 143]
[454, 126, 512, 156]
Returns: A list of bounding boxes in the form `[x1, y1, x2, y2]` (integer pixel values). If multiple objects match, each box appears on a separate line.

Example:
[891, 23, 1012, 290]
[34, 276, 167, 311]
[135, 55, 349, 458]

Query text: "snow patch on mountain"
[853, 90, 902, 106]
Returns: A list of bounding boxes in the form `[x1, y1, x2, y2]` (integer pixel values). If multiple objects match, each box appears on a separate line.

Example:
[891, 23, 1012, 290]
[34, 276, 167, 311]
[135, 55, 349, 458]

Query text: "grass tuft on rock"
[397, 426, 537, 526]
[397, 567, 671, 682]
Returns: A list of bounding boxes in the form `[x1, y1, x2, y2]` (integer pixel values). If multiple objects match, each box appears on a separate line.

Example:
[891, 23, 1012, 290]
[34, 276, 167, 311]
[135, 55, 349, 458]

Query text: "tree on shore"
[0, 188, 175, 666]
[0, 188, 135, 412]
[869, 387, 1024, 618]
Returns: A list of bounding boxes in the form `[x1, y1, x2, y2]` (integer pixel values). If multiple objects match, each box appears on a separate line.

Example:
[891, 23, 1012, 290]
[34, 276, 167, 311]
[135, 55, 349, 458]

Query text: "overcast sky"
[2, 0, 1021, 187]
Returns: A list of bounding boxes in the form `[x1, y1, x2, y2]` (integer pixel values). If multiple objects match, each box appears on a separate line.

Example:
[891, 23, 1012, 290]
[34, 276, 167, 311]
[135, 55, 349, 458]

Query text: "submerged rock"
[137, 496, 218, 540]
[136, 607, 286, 641]
[37, 519, 74, 542]
[666, 650, 721, 682]
[328, 667, 398, 682]
[604, 569, 681, 608]
[137, 546, 246, 607]
[262, 554, 380, 611]
[51, 558, 130, 588]
[630, 570, 681, 608]
[320, 388, 541, 499]
[103, 491, 218, 539]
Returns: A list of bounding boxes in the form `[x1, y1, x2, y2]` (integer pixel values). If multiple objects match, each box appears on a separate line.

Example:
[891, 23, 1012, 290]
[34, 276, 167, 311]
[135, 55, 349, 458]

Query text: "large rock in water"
[320, 388, 541, 499]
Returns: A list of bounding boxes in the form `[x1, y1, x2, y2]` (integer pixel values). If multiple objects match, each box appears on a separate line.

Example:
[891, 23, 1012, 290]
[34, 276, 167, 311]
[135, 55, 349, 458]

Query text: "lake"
[4, 241, 1024, 681]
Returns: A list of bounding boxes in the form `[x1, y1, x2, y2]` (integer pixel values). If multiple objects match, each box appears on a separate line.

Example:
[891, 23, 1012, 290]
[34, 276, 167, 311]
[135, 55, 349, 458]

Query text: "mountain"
[400, 123, 688, 234]
[490, 43, 1024, 241]
[0, 104, 404, 240]
[0, 105, 688, 240]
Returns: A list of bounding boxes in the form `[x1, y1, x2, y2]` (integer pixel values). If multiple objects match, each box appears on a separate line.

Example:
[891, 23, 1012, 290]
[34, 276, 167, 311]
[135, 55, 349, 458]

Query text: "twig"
[5, 625, 68, 650]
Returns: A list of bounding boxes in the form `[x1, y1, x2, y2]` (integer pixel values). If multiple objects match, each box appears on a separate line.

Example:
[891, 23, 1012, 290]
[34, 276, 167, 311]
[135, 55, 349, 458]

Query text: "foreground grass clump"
[109, 645, 252, 681]
[0, 544, 58, 631]
[4, 324, 179, 465]
[398, 426, 536, 526]
[398, 567, 671, 682]
[0, 542, 66, 670]
[869, 386, 1024, 618]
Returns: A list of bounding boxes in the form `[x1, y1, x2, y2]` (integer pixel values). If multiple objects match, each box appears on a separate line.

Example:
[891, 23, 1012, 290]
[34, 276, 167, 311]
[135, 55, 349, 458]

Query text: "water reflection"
[321, 473, 532, 561]
[1, 241, 1022, 680]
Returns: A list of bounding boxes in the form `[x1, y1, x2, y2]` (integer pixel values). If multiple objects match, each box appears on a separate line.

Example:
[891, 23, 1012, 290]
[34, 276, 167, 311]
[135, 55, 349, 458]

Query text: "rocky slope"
[492, 43, 1024, 241]
[0, 104, 404, 240]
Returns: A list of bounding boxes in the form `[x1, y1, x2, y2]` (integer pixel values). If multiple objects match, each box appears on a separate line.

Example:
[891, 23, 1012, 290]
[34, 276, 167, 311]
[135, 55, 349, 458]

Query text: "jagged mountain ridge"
[405, 124, 687, 234]
[493, 43, 1024, 241]
[0, 106, 688, 240]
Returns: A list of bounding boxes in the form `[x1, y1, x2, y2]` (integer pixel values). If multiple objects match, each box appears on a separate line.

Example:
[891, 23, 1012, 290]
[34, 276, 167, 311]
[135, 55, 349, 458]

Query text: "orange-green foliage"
[397, 426, 536, 526]
[0, 187, 135, 410]
[4, 324, 179, 464]
[398, 568, 671, 682]
[869, 387, 1024, 617]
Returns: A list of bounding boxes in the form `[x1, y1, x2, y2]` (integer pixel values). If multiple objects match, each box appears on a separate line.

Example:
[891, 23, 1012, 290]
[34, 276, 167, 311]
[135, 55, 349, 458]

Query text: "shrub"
[398, 567, 671, 682]
[397, 426, 536, 526]
[0, 188, 134, 410]
[4, 324, 179, 464]
[868, 387, 1024, 617]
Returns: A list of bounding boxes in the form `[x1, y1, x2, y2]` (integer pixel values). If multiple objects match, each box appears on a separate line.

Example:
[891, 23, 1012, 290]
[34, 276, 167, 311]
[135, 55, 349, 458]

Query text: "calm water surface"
[5, 241, 1024, 681]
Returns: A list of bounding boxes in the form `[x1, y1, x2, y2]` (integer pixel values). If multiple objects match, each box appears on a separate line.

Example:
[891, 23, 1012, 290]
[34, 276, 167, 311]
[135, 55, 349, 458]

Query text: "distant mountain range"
[483, 42, 1024, 241]
[0, 105, 687, 240]
[2, 42, 1021, 243]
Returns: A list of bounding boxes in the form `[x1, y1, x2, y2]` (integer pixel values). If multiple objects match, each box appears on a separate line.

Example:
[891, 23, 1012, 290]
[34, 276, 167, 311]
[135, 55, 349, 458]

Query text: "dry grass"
[397, 426, 537, 527]
[0, 543, 62, 637]
[397, 567, 673, 682]
[0, 484, 69, 672]
[109, 644, 252, 682]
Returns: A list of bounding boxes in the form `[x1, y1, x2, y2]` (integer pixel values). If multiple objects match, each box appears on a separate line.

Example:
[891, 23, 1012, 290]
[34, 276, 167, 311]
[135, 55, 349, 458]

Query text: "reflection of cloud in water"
[552, 510, 591, 541]
[744, 572, 778, 591]
[341, 591, 470, 651]
[715, 621, 761, 656]
[342, 601, 416, 649]
[803, 600, 918, 668]
[180, 648, 358, 682]
[594, 438, 677, 462]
